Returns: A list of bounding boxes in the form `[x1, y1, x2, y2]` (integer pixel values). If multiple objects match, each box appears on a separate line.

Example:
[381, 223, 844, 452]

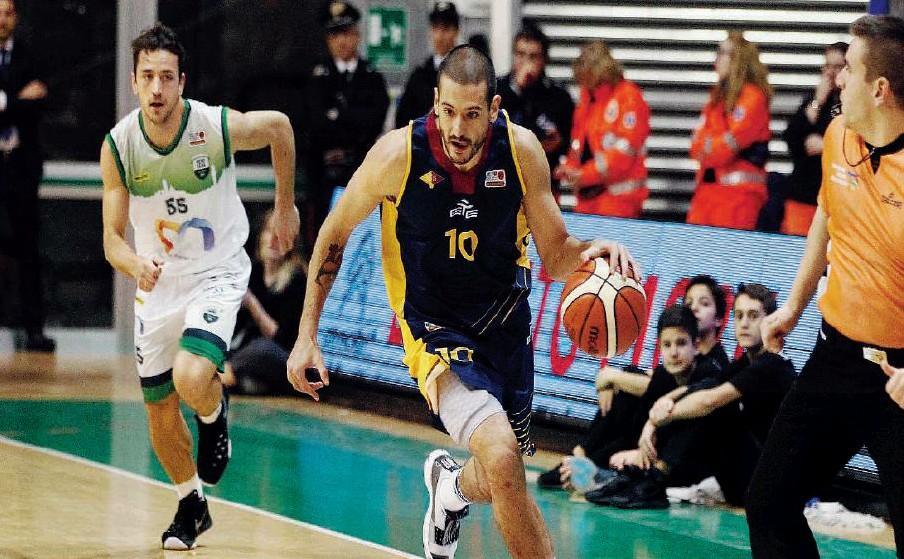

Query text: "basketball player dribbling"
[286, 45, 639, 559]
[101, 24, 299, 550]
[751, 15, 904, 558]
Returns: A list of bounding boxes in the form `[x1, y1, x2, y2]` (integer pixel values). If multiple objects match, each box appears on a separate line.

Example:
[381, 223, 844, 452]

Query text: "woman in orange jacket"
[554, 40, 650, 218]
[687, 31, 772, 230]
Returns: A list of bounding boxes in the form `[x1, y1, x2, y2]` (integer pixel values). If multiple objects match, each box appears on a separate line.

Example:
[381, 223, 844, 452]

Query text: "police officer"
[395, 2, 459, 128]
[303, 1, 389, 249]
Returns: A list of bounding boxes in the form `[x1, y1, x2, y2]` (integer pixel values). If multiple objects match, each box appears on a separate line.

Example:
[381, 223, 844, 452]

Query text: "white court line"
[0, 435, 421, 559]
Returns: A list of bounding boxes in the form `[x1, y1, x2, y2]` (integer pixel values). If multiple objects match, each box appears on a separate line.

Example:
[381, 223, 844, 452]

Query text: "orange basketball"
[560, 258, 647, 358]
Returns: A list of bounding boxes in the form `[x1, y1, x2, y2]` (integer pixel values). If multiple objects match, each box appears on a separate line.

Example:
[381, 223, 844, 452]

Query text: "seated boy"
[643, 283, 795, 505]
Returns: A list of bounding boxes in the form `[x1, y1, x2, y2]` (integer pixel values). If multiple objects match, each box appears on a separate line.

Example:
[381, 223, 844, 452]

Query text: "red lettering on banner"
[532, 264, 554, 349]
[388, 315, 403, 346]
[629, 275, 660, 366]
[533, 263, 579, 375]
[549, 309, 579, 375]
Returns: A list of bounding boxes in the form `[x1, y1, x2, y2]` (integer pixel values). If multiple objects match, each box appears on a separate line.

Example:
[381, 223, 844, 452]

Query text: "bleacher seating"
[523, 0, 867, 220]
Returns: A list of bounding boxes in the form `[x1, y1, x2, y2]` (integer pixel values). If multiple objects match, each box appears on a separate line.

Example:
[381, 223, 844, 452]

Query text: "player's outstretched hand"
[286, 335, 330, 401]
[580, 239, 642, 281]
[271, 204, 300, 255]
[761, 305, 797, 353]
[135, 257, 162, 292]
[881, 361, 904, 409]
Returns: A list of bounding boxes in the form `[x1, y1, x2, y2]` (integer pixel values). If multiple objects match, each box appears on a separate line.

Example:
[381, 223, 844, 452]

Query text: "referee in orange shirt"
[751, 15, 904, 558]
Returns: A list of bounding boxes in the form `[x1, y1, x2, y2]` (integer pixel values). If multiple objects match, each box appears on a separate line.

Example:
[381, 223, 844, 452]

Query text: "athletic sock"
[175, 474, 204, 500]
[438, 469, 470, 512]
[198, 402, 222, 425]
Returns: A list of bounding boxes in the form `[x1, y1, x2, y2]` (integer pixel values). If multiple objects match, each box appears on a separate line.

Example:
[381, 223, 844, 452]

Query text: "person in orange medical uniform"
[554, 40, 650, 218]
[687, 31, 772, 230]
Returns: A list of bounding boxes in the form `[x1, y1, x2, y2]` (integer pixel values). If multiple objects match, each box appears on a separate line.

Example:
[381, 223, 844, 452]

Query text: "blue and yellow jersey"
[381, 110, 532, 337]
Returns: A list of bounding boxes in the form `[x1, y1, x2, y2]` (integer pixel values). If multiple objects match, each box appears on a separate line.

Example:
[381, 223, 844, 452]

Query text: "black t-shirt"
[701, 342, 731, 378]
[632, 356, 722, 440]
[727, 351, 796, 444]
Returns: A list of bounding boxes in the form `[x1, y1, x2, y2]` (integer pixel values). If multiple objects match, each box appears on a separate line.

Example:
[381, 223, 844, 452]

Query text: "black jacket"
[0, 37, 45, 178]
[303, 56, 389, 188]
[497, 74, 574, 192]
[783, 91, 839, 205]
[395, 55, 438, 128]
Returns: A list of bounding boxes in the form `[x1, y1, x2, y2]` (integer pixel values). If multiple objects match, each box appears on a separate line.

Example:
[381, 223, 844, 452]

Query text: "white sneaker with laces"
[423, 449, 469, 559]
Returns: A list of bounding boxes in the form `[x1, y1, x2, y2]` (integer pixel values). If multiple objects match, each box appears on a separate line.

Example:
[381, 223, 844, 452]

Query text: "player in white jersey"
[100, 24, 299, 550]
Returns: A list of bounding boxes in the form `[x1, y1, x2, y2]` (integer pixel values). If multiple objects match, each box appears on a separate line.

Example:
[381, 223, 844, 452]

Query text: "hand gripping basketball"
[560, 258, 647, 358]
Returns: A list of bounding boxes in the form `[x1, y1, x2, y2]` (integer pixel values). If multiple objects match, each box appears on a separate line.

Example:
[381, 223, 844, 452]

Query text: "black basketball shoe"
[161, 490, 212, 550]
[195, 392, 231, 486]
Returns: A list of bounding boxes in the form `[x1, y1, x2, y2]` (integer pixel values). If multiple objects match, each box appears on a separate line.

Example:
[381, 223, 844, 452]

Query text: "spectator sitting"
[497, 22, 574, 201]
[781, 42, 848, 236]
[539, 304, 719, 491]
[581, 304, 722, 508]
[554, 40, 650, 218]
[221, 211, 307, 395]
[538, 275, 729, 488]
[645, 283, 796, 506]
[687, 31, 772, 231]
[684, 274, 731, 373]
[395, 1, 459, 127]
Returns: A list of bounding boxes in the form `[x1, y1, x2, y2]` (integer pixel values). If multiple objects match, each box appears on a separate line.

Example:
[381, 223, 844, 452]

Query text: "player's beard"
[441, 129, 487, 167]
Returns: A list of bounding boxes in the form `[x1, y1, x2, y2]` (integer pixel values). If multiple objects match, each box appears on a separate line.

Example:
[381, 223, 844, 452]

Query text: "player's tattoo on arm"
[315, 242, 345, 288]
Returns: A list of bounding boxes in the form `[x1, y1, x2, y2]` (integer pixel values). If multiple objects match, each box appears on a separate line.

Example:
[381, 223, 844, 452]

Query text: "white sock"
[199, 402, 222, 424]
[438, 469, 470, 512]
[175, 475, 204, 500]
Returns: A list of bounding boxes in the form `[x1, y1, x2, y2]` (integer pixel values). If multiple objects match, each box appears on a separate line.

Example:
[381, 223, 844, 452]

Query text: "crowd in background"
[0, 0, 861, 350]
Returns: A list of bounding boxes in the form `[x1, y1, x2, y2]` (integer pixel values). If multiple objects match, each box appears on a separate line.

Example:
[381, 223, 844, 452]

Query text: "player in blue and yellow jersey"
[287, 45, 639, 559]
[101, 24, 298, 551]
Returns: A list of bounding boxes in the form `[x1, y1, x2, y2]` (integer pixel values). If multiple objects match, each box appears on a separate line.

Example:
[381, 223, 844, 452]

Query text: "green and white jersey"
[106, 98, 249, 275]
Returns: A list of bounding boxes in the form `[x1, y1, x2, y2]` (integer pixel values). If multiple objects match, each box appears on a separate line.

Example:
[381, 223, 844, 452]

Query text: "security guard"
[395, 2, 460, 128]
[303, 1, 389, 249]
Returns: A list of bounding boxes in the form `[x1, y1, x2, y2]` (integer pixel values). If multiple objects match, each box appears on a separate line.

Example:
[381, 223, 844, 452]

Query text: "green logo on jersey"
[192, 155, 210, 180]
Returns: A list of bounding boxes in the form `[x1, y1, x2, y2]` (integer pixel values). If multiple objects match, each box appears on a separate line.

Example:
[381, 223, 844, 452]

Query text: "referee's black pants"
[746, 321, 904, 558]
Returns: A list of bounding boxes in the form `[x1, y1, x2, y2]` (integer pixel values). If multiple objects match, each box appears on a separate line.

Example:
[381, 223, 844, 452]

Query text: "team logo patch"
[189, 130, 207, 147]
[450, 199, 478, 219]
[132, 171, 150, 183]
[604, 99, 619, 123]
[623, 111, 637, 129]
[203, 307, 220, 324]
[485, 169, 506, 188]
[732, 106, 746, 122]
[192, 155, 210, 180]
[419, 170, 445, 189]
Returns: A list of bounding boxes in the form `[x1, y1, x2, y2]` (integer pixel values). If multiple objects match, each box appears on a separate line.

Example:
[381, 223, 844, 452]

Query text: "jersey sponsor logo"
[424, 322, 443, 332]
[485, 169, 506, 188]
[419, 170, 445, 189]
[189, 130, 207, 147]
[623, 111, 636, 129]
[156, 217, 216, 254]
[449, 199, 478, 219]
[132, 171, 151, 183]
[192, 155, 211, 180]
[830, 162, 859, 190]
[881, 191, 903, 209]
[604, 99, 619, 123]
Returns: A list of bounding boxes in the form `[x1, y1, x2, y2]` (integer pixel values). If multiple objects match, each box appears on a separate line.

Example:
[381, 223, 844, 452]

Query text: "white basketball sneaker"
[423, 449, 469, 559]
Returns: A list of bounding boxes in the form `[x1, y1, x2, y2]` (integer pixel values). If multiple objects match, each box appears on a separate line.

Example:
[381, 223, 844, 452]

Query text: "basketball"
[560, 258, 647, 358]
